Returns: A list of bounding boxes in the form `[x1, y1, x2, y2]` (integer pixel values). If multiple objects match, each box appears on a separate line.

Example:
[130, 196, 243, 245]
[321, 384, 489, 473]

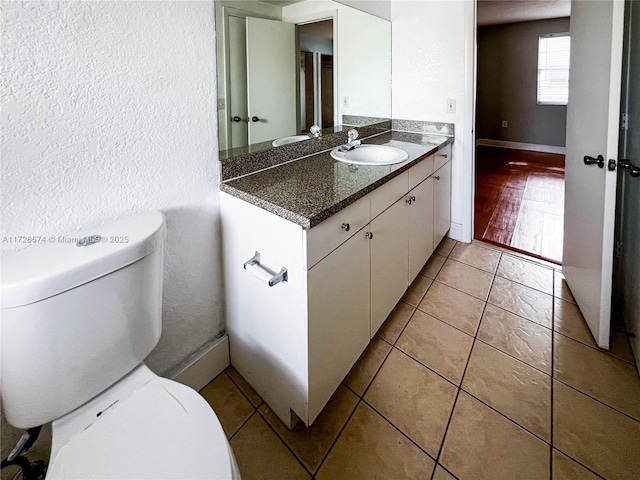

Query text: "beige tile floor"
[200, 239, 640, 480]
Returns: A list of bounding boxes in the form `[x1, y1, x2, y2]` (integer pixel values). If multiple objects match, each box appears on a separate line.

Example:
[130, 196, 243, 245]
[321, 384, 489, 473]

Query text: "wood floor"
[474, 146, 565, 264]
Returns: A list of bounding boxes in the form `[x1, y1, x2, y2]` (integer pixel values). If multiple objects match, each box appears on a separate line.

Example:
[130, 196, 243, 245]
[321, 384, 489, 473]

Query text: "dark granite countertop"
[220, 131, 453, 229]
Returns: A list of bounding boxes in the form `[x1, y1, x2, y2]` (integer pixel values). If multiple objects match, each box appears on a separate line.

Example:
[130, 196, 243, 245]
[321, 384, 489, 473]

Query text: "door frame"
[219, 6, 277, 149]
[286, 10, 338, 131]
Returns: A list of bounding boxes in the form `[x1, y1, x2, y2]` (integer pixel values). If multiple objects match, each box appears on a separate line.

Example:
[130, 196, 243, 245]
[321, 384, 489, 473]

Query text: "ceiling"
[257, 0, 571, 27]
[477, 0, 571, 26]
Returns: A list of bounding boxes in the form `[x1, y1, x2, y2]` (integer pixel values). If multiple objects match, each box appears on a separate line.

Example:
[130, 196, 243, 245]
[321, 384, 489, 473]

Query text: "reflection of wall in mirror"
[283, 0, 391, 123]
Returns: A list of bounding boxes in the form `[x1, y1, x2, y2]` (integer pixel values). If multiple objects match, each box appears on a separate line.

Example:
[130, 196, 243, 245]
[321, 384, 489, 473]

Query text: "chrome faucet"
[340, 129, 361, 151]
[308, 125, 322, 138]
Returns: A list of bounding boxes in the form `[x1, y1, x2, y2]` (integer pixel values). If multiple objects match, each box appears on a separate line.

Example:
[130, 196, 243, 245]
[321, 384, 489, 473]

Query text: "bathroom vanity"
[220, 131, 452, 428]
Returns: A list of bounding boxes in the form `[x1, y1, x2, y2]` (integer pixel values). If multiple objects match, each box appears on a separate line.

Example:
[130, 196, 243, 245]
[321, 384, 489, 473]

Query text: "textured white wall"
[283, 0, 392, 121]
[1, 0, 221, 380]
[391, 0, 475, 241]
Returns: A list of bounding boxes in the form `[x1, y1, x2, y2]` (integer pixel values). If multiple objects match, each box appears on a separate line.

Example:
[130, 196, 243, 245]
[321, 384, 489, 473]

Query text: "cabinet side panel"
[307, 231, 370, 424]
[220, 192, 308, 425]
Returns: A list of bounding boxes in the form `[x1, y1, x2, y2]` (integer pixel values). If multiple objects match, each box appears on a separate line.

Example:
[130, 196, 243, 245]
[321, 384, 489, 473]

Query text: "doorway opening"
[474, 17, 570, 265]
[297, 20, 334, 133]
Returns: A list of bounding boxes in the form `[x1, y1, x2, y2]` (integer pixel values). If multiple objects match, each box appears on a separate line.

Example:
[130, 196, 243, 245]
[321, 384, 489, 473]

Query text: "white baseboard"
[448, 222, 463, 242]
[476, 138, 566, 155]
[172, 334, 230, 391]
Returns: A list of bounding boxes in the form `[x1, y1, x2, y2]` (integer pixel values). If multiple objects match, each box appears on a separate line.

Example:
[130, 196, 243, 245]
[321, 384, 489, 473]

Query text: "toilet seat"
[46, 367, 238, 480]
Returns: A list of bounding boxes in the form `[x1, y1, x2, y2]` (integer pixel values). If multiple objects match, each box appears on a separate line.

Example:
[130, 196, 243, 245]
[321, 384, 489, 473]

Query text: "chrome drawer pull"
[244, 251, 288, 287]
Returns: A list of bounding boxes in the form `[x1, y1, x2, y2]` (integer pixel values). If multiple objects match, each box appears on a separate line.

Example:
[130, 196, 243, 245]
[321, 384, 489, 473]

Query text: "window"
[537, 34, 570, 105]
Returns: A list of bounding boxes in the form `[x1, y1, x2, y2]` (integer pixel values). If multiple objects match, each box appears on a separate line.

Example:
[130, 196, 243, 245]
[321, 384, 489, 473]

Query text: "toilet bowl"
[0, 212, 239, 479]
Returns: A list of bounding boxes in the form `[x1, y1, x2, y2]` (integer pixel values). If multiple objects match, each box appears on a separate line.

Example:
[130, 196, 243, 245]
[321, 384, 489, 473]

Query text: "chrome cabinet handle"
[341, 223, 350, 232]
[438, 153, 448, 158]
[435, 176, 440, 181]
[365, 231, 374, 239]
[406, 195, 416, 205]
[243, 251, 288, 287]
[251, 116, 260, 122]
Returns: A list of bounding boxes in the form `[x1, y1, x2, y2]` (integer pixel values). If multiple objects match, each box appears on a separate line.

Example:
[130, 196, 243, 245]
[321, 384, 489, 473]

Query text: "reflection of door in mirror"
[297, 20, 334, 133]
[227, 15, 296, 147]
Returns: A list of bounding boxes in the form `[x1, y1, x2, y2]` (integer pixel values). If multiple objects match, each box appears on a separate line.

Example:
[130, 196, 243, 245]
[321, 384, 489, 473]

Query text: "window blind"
[537, 34, 570, 105]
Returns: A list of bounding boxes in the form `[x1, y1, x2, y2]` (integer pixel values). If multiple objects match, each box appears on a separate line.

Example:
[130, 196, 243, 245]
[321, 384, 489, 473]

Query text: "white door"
[246, 17, 296, 144]
[563, 0, 625, 348]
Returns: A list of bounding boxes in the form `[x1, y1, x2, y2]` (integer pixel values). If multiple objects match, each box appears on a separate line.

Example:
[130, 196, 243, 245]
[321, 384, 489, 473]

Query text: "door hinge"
[621, 112, 628, 130]
[616, 239, 623, 258]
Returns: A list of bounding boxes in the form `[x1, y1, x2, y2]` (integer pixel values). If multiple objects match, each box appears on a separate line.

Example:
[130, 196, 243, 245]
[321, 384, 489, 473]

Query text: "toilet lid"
[46, 378, 236, 480]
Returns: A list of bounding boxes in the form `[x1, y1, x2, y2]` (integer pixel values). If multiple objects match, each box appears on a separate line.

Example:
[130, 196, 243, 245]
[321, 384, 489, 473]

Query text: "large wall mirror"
[216, 0, 392, 156]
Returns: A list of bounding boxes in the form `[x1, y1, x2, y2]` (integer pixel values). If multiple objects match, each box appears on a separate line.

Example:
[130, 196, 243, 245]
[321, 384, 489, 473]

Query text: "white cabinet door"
[408, 178, 435, 282]
[370, 199, 409, 336]
[433, 161, 452, 248]
[308, 229, 370, 423]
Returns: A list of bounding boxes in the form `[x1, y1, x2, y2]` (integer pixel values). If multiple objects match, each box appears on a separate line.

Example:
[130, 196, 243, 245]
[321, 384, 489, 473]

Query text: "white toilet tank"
[0, 211, 165, 429]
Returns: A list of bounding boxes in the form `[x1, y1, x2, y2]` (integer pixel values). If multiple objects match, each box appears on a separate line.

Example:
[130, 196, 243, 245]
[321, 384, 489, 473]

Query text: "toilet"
[0, 211, 240, 479]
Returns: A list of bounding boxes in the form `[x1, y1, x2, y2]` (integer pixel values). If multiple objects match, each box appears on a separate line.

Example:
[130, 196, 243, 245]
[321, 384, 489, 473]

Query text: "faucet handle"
[310, 125, 321, 135]
[347, 129, 359, 142]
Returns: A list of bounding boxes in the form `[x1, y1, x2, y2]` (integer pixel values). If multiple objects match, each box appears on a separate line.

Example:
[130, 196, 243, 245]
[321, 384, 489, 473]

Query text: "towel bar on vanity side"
[243, 251, 288, 287]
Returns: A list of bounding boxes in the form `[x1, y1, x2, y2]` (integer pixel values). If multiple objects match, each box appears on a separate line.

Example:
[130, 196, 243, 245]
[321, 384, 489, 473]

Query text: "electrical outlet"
[446, 99, 456, 114]
[217, 98, 225, 110]
[502, 120, 508, 128]
[343, 96, 349, 108]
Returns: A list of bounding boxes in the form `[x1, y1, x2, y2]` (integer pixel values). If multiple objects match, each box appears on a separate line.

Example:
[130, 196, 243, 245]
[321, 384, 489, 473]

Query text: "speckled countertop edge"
[220, 131, 454, 229]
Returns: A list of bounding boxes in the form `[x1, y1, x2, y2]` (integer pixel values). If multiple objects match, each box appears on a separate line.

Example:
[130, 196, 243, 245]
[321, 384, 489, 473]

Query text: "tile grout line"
[254, 408, 316, 478]
[314, 335, 396, 478]
[224, 369, 315, 478]
[473, 336, 551, 377]
[457, 384, 552, 445]
[553, 378, 640, 424]
[361, 399, 440, 463]
[224, 369, 263, 410]
[552, 449, 608, 480]
[554, 329, 639, 366]
[311, 398, 362, 478]
[550, 270, 556, 479]
[430, 252, 501, 479]
[227, 409, 257, 444]
[549, 274, 624, 480]
[428, 277, 494, 303]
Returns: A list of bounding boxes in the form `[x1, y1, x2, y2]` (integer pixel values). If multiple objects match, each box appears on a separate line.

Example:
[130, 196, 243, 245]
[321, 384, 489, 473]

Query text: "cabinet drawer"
[306, 194, 369, 268]
[408, 154, 434, 190]
[370, 171, 409, 219]
[434, 143, 451, 171]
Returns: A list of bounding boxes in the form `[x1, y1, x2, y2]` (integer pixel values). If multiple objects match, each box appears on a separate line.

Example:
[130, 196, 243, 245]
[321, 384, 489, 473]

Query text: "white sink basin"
[272, 135, 310, 147]
[330, 144, 409, 166]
